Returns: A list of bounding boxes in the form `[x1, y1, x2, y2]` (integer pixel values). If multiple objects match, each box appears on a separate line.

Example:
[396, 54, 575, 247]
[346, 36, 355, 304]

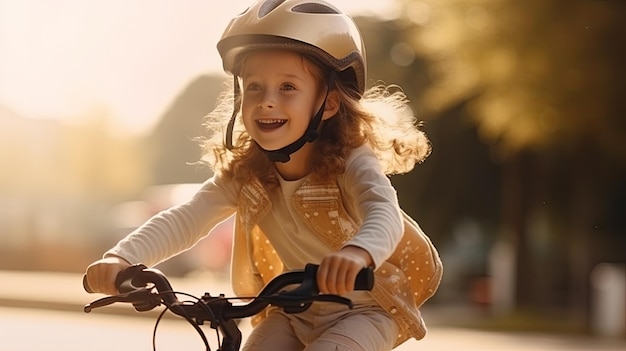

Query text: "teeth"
[258, 119, 286, 124]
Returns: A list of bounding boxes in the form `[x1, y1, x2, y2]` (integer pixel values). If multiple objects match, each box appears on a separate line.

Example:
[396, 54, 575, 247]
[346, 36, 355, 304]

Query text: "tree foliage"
[402, 0, 626, 159]
[384, 0, 626, 319]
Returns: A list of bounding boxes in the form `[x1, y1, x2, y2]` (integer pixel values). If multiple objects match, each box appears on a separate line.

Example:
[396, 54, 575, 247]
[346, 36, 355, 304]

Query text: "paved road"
[2, 306, 625, 351]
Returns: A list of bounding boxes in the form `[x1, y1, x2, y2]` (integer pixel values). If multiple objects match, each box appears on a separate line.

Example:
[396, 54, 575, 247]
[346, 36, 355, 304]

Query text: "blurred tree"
[147, 74, 228, 185]
[0, 105, 147, 200]
[406, 0, 626, 158]
[395, 0, 626, 327]
[60, 108, 150, 200]
[0, 105, 149, 271]
[358, 16, 503, 244]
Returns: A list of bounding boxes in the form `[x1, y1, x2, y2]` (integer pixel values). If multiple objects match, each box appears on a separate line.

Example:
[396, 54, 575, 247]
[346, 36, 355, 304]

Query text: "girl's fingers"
[317, 255, 361, 295]
[85, 258, 130, 295]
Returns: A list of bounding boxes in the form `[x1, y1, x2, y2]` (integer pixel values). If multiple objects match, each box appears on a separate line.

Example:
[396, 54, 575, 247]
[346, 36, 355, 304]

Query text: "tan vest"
[230, 178, 442, 347]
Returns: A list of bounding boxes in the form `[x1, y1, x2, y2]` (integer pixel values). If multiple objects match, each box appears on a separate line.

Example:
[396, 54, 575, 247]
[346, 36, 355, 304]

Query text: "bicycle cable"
[151, 291, 214, 351]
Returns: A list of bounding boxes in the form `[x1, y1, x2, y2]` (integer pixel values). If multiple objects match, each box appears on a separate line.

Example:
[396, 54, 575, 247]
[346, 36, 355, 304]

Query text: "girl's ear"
[322, 90, 340, 120]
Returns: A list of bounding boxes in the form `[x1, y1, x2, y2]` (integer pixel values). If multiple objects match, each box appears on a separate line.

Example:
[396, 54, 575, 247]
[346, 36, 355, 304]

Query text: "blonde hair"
[198, 61, 431, 189]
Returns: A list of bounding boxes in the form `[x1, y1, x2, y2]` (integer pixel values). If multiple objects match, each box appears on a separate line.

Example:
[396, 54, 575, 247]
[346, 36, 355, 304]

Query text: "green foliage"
[402, 0, 626, 158]
[365, 0, 626, 320]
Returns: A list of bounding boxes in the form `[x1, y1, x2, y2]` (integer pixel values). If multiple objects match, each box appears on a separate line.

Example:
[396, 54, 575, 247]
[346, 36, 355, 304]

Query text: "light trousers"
[242, 301, 399, 351]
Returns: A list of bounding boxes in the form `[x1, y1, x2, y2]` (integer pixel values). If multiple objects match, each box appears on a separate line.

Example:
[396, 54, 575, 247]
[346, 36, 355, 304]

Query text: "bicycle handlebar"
[83, 263, 374, 316]
[84, 263, 374, 351]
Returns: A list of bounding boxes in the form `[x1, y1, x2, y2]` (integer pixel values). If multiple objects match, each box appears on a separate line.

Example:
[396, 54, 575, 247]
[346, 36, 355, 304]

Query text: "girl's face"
[240, 50, 327, 152]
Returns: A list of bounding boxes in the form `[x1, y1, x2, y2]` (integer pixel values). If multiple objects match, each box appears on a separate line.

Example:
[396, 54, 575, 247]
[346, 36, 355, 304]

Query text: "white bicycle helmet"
[217, 0, 366, 94]
[218, 0, 367, 162]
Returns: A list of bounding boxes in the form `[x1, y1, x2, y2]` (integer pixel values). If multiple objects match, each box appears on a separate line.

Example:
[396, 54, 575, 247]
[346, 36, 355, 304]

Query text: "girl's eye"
[246, 83, 261, 91]
[281, 83, 296, 91]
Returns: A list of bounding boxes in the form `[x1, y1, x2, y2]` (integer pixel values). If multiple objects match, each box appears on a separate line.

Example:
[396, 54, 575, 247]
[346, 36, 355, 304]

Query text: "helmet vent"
[259, 0, 287, 17]
[292, 3, 339, 14]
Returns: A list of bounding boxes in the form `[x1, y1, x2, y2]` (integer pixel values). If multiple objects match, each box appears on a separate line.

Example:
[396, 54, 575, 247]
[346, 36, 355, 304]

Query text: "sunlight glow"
[0, 0, 397, 136]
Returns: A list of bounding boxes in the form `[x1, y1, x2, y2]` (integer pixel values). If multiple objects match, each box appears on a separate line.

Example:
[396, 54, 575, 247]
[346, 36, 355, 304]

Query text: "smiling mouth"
[256, 119, 287, 130]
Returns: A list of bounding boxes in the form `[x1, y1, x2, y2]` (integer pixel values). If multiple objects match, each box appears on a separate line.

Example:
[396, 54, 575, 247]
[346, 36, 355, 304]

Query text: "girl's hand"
[84, 256, 131, 295]
[317, 246, 373, 295]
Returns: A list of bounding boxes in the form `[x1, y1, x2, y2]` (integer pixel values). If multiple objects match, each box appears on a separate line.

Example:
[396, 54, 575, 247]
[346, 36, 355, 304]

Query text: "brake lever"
[269, 290, 354, 313]
[312, 294, 353, 308]
[83, 287, 161, 313]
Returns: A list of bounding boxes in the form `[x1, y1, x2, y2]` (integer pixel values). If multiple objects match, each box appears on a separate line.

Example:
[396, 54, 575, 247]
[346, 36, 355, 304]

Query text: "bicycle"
[83, 263, 374, 351]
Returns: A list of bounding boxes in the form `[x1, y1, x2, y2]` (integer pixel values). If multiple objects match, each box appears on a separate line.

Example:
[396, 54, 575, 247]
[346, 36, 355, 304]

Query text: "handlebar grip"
[115, 264, 148, 293]
[305, 264, 375, 291]
[82, 264, 148, 294]
[354, 266, 375, 291]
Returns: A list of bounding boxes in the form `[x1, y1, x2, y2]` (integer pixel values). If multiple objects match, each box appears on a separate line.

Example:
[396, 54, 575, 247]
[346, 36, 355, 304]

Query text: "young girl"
[84, 1, 442, 350]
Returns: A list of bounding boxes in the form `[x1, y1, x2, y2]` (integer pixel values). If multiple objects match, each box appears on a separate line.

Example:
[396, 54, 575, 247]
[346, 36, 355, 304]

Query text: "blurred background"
[1, 0, 625, 348]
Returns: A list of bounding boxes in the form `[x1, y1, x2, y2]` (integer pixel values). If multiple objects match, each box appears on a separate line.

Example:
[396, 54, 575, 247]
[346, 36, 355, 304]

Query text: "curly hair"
[197, 56, 431, 190]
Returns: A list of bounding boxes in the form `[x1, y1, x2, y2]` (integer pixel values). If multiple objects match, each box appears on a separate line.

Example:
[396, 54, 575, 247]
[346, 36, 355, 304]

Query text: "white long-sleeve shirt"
[106, 145, 402, 275]
[105, 144, 442, 344]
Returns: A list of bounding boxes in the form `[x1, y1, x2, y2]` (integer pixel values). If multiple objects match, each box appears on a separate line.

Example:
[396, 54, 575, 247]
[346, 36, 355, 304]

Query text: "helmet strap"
[258, 71, 336, 163]
[225, 71, 337, 163]
[225, 75, 240, 150]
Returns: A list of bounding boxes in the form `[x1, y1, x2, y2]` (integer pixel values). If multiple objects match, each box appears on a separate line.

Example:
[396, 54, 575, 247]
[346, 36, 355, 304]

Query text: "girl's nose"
[258, 91, 275, 109]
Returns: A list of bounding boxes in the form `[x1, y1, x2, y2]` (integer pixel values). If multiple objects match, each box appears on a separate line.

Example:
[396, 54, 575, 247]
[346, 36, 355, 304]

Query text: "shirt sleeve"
[340, 146, 403, 268]
[104, 173, 238, 267]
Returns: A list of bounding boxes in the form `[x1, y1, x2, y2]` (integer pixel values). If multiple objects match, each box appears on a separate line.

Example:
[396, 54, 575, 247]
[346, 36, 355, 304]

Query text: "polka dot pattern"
[231, 178, 442, 347]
